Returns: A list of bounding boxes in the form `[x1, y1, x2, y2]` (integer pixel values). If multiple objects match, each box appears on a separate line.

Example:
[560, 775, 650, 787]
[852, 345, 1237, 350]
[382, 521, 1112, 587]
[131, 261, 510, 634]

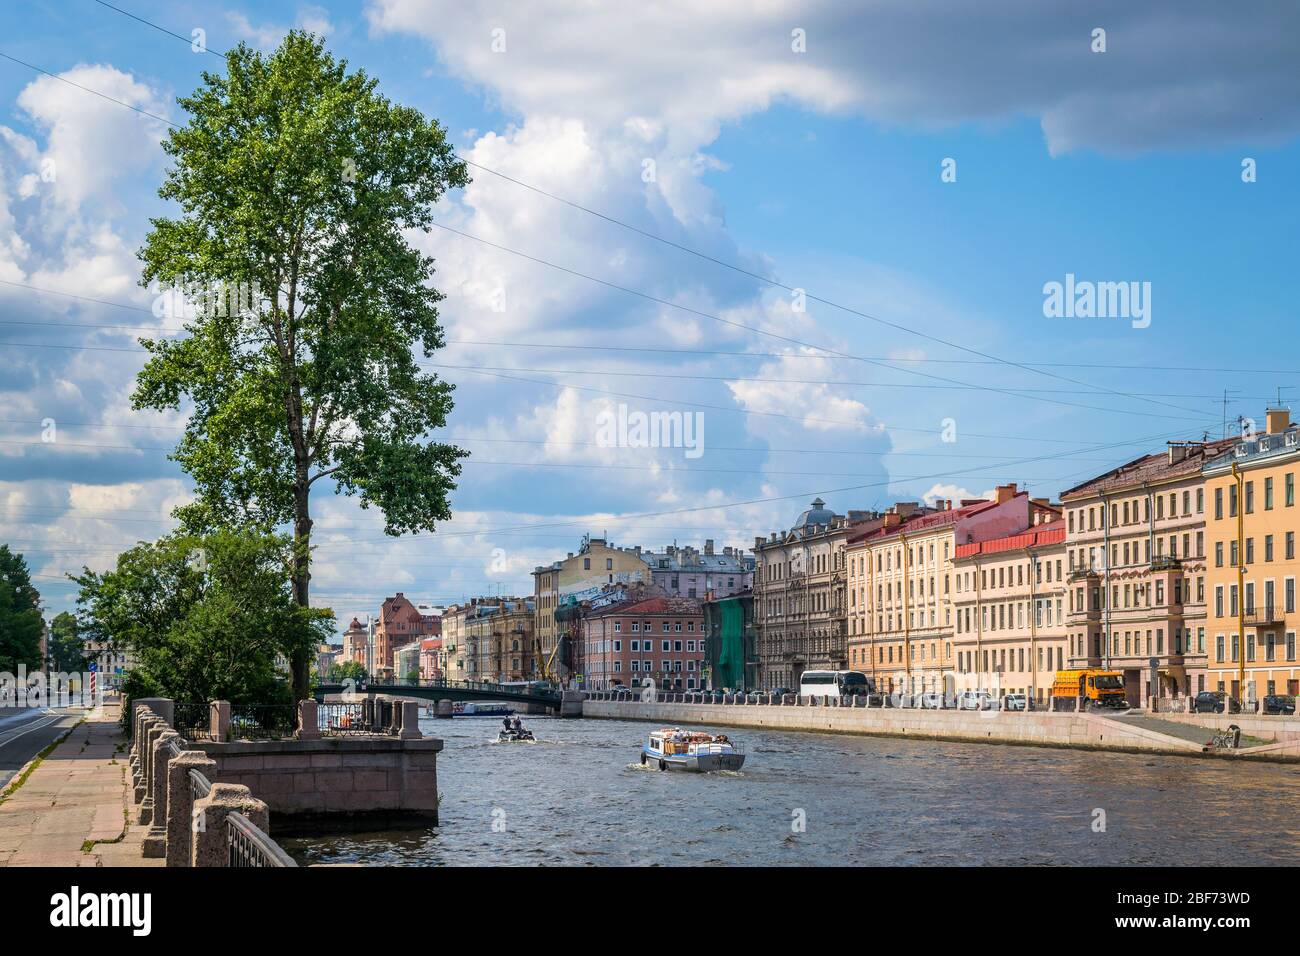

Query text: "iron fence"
[226, 811, 298, 867]
[173, 701, 212, 742]
[318, 702, 369, 736]
[228, 704, 296, 741]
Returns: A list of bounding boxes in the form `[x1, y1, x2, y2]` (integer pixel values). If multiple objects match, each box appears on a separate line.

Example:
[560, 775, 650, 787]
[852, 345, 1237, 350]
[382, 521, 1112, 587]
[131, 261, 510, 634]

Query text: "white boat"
[641, 727, 745, 772]
[497, 728, 535, 743]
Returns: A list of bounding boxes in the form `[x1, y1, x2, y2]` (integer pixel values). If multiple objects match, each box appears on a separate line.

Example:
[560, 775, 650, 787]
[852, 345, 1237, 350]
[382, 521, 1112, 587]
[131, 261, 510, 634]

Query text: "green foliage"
[74, 531, 334, 706]
[47, 611, 86, 672]
[405, 668, 421, 683]
[0, 545, 43, 673]
[329, 659, 367, 682]
[131, 32, 469, 699]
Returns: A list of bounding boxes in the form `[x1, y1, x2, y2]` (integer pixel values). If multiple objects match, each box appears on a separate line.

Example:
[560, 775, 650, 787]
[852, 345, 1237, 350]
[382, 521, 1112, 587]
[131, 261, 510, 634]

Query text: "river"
[281, 712, 1300, 866]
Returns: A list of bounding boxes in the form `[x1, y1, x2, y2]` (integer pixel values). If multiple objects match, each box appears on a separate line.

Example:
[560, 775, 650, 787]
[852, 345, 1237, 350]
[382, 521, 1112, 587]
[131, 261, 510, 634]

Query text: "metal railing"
[173, 701, 212, 742]
[318, 702, 369, 736]
[190, 767, 212, 802]
[226, 811, 298, 867]
[228, 704, 296, 741]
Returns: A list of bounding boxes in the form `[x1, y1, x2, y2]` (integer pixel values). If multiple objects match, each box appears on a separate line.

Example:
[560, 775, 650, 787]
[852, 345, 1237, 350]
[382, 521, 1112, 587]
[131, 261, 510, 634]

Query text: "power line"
[79, 0, 1218, 420]
[1, 302, 1295, 379]
[0, 41, 1212, 422]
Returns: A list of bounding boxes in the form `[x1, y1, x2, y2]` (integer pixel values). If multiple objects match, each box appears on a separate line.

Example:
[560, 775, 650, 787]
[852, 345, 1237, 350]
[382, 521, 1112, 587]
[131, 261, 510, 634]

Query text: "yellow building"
[1204, 408, 1300, 703]
[532, 536, 653, 681]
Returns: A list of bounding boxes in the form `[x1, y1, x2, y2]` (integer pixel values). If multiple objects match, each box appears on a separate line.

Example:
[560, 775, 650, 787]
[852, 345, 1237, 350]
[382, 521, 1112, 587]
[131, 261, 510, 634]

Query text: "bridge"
[315, 677, 563, 709]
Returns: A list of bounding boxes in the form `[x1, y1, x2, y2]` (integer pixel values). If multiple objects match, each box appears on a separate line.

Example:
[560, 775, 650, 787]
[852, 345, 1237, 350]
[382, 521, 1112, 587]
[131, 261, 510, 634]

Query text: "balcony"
[1244, 603, 1285, 627]
[1150, 555, 1181, 572]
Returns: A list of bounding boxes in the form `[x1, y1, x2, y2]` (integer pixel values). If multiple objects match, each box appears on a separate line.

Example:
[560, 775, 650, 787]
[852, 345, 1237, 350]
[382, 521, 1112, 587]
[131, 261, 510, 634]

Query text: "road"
[0, 708, 83, 790]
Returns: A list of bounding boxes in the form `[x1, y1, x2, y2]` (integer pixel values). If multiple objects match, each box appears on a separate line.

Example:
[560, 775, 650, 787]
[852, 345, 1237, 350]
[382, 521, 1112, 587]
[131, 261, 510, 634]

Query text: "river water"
[281, 713, 1300, 866]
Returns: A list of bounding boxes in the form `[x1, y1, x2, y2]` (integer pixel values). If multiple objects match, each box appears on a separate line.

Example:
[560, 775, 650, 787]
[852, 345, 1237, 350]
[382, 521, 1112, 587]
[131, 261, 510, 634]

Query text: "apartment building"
[372, 594, 441, 679]
[1061, 437, 1237, 704]
[532, 535, 653, 681]
[846, 485, 1047, 695]
[1203, 408, 1300, 702]
[637, 540, 754, 598]
[578, 595, 706, 691]
[952, 518, 1067, 704]
[753, 498, 883, 690]
[460, 598, 535, 682]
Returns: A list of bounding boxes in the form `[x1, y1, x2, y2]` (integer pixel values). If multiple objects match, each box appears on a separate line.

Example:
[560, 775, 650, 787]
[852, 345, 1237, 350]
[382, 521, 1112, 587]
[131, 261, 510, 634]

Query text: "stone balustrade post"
[297, 699, 320, 740]
[144, 730, 182, 858]
[399, 700, 421, 739]
[165, 751, 217, 867]
[139, 721, 173, 827]
[191, 784, 270, 868]
[135, 712, 161, 811]
[209, 700, 231, 741]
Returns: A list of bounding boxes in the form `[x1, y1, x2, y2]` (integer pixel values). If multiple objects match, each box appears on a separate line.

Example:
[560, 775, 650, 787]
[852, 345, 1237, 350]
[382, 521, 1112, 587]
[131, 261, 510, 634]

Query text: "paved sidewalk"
[0, 702, 160, 867]
[1105, 711, 1267, 748]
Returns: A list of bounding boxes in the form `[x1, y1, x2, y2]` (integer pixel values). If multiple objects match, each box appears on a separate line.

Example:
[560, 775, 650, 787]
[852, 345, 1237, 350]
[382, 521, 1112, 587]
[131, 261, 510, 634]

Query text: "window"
[1265, 477, 1275, 510]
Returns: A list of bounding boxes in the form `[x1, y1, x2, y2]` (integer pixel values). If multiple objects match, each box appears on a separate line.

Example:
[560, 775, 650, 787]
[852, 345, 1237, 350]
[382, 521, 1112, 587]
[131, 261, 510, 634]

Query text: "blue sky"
[1, 0, 1298, 629]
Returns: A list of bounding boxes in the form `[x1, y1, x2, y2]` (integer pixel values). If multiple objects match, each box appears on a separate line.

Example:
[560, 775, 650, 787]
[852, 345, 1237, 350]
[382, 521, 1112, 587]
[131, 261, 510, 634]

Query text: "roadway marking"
[0, 711, 67, 748]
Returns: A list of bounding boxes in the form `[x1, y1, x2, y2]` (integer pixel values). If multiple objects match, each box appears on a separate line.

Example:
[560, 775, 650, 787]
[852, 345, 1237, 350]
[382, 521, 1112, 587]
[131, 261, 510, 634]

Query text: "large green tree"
[74, 531, 334, 706]
[133, 32, 469, 700]
[0, 545, 43, 673]
[47, 610, 86, 673]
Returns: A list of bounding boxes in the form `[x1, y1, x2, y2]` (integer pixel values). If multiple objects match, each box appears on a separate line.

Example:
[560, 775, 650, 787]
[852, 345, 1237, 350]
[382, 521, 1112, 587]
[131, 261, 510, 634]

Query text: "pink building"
[579, 595, 706, 691]
[418, 637, 442, 681]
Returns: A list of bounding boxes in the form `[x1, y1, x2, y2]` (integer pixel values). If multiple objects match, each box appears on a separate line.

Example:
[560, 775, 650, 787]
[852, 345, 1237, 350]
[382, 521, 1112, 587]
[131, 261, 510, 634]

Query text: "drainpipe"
[973, 555, 984, 693]
[1100, 491, 1112, 670]
[1028, 547, 1038, 705]
[901, 531, 911, 690]
[1232, 461, 1247, 707]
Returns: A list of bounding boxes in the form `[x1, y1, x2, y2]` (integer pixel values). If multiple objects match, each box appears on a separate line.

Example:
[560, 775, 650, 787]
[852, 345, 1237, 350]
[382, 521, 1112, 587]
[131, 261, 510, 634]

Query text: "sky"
[1, 0, 1298, 631]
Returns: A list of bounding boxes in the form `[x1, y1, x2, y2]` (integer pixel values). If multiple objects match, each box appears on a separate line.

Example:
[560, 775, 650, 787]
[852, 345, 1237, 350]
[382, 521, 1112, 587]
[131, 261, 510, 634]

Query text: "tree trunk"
[291, 473, 313, 703]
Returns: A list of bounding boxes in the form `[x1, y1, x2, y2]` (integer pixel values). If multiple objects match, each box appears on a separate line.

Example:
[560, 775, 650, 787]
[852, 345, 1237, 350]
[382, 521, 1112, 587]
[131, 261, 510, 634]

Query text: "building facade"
[952, 518, 1067, 705]
[703, 591, 757, 691]
[578, 595, 706, 691]
[1061, 437, 1236, 704]
[1204, 408, 1300, 703]
[753, 498, 884, 690]
[372, 594, 441, 679]
[532, 536, 654, 682]
[846, 487, 1042, 695]
[637, 541, 754, 598]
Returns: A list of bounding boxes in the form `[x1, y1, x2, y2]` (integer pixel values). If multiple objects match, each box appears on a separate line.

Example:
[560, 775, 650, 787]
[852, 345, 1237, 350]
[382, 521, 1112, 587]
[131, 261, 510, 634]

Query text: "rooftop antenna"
[1221, 389, 1240, 439]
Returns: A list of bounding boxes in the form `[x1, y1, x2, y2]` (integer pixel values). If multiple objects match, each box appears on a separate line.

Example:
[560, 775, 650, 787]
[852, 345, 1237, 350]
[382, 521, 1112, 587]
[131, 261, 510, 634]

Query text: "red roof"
[856, 497, 1007, 545]
[588, 595, 703, 617]
[420, 638, 440, 651]
[954, 519, 1065, 559]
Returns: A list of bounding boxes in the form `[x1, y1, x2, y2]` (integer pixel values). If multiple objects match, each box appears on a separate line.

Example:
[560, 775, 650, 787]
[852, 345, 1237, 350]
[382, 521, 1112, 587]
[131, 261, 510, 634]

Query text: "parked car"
[1262, 694, 1296, 715]
[918, 691, 945, 708]
[1192, 691, 1240, 714]
[956, 690, 995, 711]
[1003, 693, 1028, 711]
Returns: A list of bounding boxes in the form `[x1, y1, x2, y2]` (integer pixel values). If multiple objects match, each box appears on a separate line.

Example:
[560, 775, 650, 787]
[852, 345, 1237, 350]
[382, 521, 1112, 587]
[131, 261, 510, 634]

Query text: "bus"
[798, 670, 874, 701]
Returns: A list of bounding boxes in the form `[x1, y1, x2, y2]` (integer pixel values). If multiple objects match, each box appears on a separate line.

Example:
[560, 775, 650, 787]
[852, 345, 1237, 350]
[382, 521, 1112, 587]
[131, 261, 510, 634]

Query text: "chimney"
[1267, 407, 1291, 435]
[995, 483, 1018, 504]
[704, 539, 714, 555]
[1168, 442, 1189, 465]
[884, 512, 903, 529]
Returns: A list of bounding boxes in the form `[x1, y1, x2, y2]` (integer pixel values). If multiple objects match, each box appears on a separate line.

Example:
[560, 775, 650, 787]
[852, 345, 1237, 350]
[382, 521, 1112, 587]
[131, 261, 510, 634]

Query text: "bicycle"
[1206, 724, 1242, 750]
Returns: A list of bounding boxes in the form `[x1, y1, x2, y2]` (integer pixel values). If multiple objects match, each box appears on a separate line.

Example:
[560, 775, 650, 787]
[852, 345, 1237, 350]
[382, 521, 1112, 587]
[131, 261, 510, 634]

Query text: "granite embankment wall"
[582, 699, 1213, 758]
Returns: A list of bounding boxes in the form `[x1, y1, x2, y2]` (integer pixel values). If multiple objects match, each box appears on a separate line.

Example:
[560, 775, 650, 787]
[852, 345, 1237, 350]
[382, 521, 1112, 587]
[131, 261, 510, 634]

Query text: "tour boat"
[453, 702, 513, 717]
[641, 728, 745, 772]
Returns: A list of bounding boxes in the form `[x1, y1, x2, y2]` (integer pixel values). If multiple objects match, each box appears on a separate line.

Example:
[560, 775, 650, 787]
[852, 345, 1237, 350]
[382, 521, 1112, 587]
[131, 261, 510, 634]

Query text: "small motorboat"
[497, 727, 535, 743]
[641, 727, 744, 772]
